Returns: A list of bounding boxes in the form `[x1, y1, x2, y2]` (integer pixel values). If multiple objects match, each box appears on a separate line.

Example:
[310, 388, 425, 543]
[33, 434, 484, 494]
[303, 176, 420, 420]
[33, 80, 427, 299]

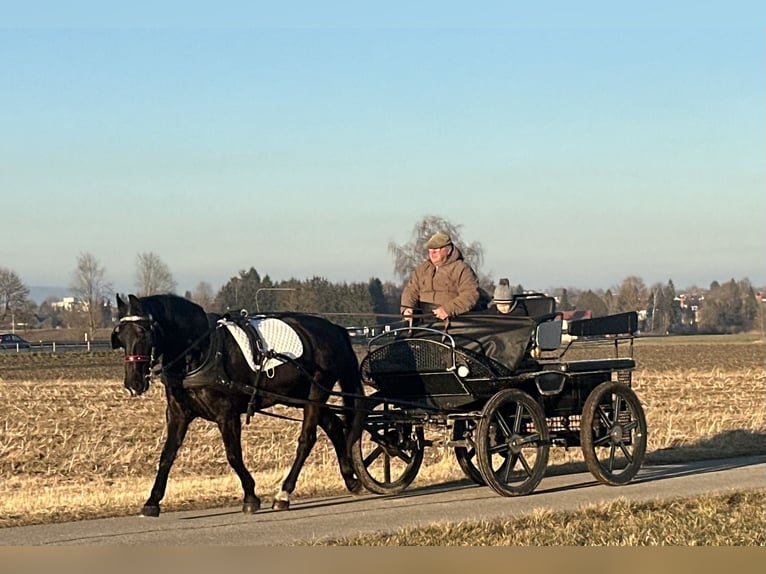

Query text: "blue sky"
[2, 2, 764, 298]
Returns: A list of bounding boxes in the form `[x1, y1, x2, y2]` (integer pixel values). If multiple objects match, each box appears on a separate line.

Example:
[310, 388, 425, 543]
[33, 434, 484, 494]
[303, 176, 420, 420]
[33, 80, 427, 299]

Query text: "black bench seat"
[561, 358, 636, 373]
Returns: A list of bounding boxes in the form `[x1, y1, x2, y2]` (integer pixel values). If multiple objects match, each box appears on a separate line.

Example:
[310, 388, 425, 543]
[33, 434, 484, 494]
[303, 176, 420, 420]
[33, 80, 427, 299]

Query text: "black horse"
[111, 293, 364, 517]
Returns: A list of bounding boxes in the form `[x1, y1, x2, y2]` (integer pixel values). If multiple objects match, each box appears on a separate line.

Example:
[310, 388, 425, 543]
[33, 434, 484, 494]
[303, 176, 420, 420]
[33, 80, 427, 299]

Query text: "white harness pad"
[220, 317, 304, 373]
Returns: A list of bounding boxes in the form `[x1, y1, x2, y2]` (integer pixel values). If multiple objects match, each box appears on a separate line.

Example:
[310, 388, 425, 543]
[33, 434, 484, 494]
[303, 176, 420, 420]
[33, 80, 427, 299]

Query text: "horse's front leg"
[217, 415, 260, 513]
[141, 407, 191, 517]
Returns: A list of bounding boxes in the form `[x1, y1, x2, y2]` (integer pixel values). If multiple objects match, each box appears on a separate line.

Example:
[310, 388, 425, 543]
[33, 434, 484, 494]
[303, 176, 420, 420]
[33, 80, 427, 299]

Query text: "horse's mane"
[133, 294, 211, 364]
[139, 293, 204, 315]
[135, 294, 206, 328]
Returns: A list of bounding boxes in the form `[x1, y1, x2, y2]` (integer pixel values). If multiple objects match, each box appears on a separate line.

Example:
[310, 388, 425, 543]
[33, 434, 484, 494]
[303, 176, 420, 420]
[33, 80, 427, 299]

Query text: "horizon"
[26, 270, 764, 307]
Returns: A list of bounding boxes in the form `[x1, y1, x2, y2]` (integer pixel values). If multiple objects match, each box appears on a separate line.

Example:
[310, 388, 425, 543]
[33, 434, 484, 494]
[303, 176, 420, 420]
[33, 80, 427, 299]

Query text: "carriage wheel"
[350, 398, 424, 495]
[476, 389, 549, 496]
[580, 380, 647, 486]
[452, 419, 485, 485]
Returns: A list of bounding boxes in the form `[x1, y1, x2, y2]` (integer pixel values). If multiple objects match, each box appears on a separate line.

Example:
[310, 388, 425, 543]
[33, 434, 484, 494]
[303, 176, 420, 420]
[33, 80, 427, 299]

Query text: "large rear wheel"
[350, 398, 424, 495]
[476, 389, 549, 496]
[580, 380, 647, 485]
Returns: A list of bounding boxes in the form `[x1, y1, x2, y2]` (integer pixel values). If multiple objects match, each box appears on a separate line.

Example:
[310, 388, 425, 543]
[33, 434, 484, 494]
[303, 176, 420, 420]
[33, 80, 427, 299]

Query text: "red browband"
[125, 354, 151, 364]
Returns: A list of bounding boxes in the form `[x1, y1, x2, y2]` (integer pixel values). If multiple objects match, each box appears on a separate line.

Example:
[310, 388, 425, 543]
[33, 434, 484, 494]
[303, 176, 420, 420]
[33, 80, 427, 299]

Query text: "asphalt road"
[1, 455, 763, 546]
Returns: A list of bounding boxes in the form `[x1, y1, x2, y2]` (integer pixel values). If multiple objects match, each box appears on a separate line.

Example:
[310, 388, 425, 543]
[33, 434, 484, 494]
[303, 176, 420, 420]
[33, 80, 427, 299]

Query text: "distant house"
[51, 297, 78, 311]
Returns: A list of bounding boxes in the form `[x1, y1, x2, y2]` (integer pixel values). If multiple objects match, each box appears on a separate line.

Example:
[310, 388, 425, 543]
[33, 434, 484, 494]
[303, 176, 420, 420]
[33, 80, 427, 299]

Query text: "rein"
[160, 325, 218, 375]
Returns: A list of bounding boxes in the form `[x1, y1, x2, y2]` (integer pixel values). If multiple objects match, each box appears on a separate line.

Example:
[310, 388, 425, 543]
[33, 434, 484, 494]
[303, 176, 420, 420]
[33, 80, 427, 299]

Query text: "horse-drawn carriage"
[350, 294, 647, 498]
[111, 292, 646, 516]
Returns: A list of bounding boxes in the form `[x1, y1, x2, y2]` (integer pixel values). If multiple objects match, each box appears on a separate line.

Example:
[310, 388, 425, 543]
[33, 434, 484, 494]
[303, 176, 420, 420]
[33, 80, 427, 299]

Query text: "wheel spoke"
[595, 404, 614, 428]
[618, 442, 634, 463]
[512, 403, 524, 434]
[612, 394, 624, 418]
[517, 452, 533, 477]
[623, 419, 638, 432]
[494, 410, 514, 439]
[593, 434, 612, 447]
[396, 450, 414, 464]
[488, 442, 511, 457]
[518, 432, 542, 446]
[501, 454, 519, 481]
[363, 445, 384, 467]
[607, 444, 616, 472]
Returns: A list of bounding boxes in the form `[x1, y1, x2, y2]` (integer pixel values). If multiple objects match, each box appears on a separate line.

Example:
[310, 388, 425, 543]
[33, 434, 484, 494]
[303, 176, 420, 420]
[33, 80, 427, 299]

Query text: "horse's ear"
[116, 294, 128, 317]
[128, 294, 142, 314]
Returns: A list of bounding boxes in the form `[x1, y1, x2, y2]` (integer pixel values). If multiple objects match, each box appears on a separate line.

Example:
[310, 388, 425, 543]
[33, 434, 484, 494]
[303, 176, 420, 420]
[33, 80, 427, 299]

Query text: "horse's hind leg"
[318, 409, 362, 494]
[217, 416, 260, 514]
[272, 403, 323, 511]
[142, 408, 191, 517]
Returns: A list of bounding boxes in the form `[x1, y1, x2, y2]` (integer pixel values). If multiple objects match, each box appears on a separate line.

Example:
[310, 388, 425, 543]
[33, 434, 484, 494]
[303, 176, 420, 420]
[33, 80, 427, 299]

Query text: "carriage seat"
[502, 294, 563, 357]
[507, 293, 557, 318]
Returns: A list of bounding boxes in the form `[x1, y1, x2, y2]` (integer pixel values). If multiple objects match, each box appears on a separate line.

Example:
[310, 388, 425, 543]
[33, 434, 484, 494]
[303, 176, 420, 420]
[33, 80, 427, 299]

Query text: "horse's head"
[112, 294, 161, 396]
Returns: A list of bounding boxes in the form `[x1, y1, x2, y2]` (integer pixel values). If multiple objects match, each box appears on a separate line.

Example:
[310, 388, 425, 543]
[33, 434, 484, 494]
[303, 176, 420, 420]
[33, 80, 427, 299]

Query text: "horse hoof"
[272, 499, 290, 511]
[140, 505, 160, 517]
[242, 499, 261, 514]
[347, 479, 364, 495]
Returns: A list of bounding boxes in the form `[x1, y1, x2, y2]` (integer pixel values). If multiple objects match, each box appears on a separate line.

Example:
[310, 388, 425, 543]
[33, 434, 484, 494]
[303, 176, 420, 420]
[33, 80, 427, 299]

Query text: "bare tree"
[388, 215, 486, 284]
[614, 276, 648, 314]
[70, 253, 113, 339]
[190, 281, 215, 310]
[134, 252, 177, 296]
[0, 267, 31, 327]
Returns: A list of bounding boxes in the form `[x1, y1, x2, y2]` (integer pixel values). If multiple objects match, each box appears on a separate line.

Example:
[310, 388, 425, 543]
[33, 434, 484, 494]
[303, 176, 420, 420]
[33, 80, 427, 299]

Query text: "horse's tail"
[334, 324, 364, 423]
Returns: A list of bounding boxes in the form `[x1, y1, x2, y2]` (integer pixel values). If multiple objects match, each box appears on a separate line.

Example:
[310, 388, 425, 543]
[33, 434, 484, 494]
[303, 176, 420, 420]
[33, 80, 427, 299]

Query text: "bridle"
[118, 314, 159, 376]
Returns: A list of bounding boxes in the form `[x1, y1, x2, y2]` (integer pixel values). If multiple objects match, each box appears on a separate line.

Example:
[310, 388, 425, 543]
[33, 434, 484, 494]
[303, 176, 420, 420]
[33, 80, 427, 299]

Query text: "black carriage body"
[360, 309, 639, 447]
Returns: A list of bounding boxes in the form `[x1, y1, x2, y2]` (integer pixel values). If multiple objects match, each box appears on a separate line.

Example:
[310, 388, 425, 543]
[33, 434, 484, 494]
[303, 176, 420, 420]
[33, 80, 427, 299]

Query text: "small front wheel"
[350, 398, 424, 495]
[476, 389, 549, 496]
[580, 381, 647, 485]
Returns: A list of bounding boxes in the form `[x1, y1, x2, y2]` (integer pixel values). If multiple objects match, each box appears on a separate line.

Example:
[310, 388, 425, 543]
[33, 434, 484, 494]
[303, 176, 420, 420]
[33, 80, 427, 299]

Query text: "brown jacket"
[400, 246, 480, 317]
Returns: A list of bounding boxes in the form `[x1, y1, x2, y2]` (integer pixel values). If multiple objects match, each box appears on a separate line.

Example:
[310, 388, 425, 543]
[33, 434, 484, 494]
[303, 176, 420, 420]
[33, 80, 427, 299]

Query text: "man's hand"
[432, 307, 449, 321]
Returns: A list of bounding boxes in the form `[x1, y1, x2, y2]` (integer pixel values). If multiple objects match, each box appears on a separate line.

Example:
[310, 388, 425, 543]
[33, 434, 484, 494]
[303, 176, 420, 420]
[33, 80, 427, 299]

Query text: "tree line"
[1, 216, 763, 337]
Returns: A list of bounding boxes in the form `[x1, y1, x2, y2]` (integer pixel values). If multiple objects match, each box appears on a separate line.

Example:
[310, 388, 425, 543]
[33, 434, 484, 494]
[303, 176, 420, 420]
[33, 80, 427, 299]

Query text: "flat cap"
[425, 232, 452, 250]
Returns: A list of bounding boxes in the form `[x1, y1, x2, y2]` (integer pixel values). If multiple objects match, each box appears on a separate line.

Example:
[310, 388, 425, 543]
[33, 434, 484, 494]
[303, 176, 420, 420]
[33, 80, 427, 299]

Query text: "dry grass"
[0, 336, 764, 532]
[310, 490, 766, 546]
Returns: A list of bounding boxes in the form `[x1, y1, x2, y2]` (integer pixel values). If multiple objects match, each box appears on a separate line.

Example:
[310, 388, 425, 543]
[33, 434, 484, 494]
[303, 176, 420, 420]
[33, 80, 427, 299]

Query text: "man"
[400, 232, 480, 321]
